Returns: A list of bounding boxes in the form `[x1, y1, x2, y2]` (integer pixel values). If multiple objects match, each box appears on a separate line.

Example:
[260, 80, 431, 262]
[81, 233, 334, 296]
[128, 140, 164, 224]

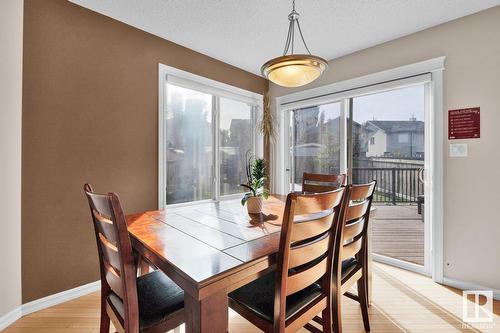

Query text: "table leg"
[185, 289, 228, 333]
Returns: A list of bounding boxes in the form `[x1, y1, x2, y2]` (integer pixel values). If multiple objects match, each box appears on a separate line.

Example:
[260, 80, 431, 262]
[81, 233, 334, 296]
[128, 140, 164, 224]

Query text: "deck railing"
[352, 167, 423, 204]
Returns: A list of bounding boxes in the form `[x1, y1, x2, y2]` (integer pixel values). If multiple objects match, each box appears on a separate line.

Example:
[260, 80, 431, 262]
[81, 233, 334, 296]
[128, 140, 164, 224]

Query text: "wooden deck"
[371, 204, 424, 266]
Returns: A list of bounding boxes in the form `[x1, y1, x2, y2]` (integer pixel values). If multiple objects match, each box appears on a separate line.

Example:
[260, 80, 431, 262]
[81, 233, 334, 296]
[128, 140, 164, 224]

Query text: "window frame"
[158, 63, 263, 208]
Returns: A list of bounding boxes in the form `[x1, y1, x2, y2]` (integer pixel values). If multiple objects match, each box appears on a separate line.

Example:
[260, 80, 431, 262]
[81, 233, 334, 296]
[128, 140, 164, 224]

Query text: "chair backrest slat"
[273, 188, 345, 330]
[341, 237, 363, 261]
[301, 183, 336, 194]
[343, 217, 365, 240]
[288, 232, 331, 269]
[345, 200, 370, 223]
[99, 233, 122, 273]
[291, 212, 335, 242]
[93, 210, 120, 245]
[103, 260, 124, 298]
[84, 184, 139, 332]
[294, 192, 341, 215]
[286, 256, 329, 296]
[90, 196, 114, 218]
[348, 183, 375, 201]
[302, 172, 347, 194]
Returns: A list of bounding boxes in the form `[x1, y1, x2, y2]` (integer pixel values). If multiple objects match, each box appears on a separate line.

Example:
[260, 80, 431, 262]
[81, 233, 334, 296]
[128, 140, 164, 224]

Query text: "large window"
[160, 66, 261, 206]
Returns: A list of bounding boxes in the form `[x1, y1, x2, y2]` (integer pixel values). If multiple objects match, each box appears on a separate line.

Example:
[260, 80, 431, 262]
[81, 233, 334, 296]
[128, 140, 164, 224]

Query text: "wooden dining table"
[126, 195, 372, 333]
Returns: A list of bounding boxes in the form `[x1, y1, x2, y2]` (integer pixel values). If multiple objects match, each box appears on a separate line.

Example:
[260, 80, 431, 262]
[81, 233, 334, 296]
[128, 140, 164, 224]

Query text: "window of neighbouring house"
[398, 133, 409, 143]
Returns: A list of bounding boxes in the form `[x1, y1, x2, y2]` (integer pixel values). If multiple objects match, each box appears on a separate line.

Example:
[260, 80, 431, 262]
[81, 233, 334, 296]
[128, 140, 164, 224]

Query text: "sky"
[167, 83, 253, 130]
[318, 84, 425, 124]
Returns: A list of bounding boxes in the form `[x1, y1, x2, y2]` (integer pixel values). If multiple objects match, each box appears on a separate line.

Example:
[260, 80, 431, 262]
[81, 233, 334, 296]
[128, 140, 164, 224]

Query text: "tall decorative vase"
[246, 196, 263, 214]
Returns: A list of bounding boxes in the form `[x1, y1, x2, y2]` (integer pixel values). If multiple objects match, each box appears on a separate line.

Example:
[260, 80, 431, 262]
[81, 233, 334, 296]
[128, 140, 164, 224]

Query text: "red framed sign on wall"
[448, 107, 480, 140]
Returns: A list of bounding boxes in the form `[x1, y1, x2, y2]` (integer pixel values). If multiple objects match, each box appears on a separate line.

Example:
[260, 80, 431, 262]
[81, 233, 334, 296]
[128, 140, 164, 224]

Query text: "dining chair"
[313, 181, 376, 333]
[229, 188, 345, 333]
[84, 184, 184, 333]
[301, 172, 347, 194]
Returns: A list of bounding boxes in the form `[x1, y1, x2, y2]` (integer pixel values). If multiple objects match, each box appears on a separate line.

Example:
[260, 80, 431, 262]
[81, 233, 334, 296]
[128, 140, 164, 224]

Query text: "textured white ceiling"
[70, 0, 500, 75]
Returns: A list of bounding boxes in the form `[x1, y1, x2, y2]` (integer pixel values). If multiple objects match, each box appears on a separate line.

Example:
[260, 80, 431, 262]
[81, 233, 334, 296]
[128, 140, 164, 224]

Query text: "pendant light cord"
[282, 0, 312, 56]
[283, 20, 293, 55]
[296, 20, 311, 55]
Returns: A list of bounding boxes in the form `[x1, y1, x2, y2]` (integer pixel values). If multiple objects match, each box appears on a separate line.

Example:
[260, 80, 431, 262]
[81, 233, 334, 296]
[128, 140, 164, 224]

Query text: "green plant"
[240, 151, 269, 206]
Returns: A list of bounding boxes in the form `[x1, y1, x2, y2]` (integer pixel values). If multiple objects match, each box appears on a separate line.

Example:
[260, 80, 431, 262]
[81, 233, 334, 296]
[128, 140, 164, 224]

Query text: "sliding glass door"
[164, 82, 258, 206]
[287, 81, 430, 274]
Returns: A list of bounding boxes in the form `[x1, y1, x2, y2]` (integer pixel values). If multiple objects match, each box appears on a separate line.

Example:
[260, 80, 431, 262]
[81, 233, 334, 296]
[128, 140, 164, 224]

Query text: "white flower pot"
[246, 196, 263, 214]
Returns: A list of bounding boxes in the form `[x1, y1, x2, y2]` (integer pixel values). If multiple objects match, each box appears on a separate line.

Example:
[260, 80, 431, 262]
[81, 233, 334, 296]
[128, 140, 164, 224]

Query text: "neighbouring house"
[364, 118, 424, 158]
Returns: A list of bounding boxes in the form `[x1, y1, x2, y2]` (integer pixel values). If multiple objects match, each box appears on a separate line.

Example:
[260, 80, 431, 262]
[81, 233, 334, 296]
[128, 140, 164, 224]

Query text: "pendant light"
[261, 0, 328, 88]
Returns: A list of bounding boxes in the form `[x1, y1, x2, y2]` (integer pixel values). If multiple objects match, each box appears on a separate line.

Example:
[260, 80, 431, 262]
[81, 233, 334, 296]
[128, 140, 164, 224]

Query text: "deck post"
[391, 168, 396, 205]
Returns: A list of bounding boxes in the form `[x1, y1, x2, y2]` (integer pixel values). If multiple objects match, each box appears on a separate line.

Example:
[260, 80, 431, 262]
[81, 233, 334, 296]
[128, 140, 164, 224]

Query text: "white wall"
[367, 130, 387, 157]
[270, 6, 500, 291]
[0, 0, 23, 324]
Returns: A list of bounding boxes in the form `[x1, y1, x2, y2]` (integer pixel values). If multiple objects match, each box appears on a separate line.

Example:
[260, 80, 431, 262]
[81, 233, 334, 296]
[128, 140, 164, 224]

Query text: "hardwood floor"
[3, 263, 499, 333]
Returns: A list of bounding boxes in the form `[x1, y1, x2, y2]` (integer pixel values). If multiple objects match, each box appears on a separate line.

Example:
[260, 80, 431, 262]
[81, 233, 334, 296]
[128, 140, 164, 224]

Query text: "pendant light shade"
[261, 0, 328, 88]
[262, 54, 328, 88]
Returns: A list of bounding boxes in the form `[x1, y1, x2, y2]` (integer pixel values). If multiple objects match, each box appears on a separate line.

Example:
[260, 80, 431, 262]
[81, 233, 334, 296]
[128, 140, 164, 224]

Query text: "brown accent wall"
[22, 0, 268, 302]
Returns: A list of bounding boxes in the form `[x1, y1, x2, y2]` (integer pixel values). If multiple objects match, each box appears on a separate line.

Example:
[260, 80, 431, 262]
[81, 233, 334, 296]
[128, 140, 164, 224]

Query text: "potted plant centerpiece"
[240, 153, 269, 214]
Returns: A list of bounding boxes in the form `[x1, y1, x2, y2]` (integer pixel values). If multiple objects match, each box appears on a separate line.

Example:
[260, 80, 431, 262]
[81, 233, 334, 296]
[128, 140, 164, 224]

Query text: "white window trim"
[158, 63, 263, 209]
[276, 56, 445, 108]
[273, 56, 445, 283]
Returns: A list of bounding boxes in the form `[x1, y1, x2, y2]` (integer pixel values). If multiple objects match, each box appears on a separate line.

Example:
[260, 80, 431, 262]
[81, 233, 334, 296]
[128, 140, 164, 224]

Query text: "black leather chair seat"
[341, 257, 359, 280]
[229, 271, 322, 322]
[108, 270, 184, 330]
[229, 258, 359, 323]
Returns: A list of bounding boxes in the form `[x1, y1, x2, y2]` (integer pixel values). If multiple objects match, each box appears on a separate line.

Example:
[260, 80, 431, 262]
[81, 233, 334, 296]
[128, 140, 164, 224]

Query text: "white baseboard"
[442, 277, 500, 301]
[21, 280, 100, 317]
[0, 306, 22, 331]
[0, 281, 100, 331]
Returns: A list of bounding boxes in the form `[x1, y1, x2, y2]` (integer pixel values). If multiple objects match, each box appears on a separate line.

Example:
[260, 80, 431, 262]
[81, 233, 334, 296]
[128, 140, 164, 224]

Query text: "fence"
[352, 167, 423, 204]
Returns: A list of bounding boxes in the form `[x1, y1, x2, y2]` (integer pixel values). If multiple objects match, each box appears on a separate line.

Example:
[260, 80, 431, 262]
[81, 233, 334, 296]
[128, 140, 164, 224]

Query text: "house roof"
[367, 120, 424, 133]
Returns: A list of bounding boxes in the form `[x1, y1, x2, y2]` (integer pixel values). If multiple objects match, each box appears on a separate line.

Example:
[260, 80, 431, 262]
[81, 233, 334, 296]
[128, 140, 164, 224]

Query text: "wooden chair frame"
[84, 184, 184, 333]
[230, 189, 346, 333]
[302, 172, 347, 194]
[313, 181, 376, 333]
